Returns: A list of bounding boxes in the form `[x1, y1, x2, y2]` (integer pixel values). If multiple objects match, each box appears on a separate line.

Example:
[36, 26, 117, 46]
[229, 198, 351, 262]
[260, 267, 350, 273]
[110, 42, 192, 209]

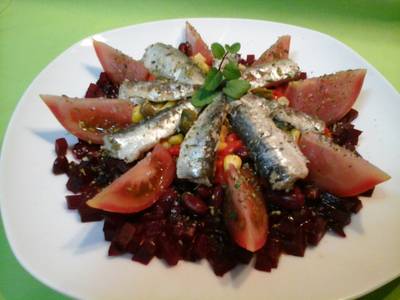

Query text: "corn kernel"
[132, 105, 144, 123]
[168, 133, 184, 145]
[223, 154, 242, 171]
[161, 141, 171, 149]
[290, 128, 301, 142]
[277, 96, 289, 106]
[238, 63, 246, 72]
[191, 53, 210, 73]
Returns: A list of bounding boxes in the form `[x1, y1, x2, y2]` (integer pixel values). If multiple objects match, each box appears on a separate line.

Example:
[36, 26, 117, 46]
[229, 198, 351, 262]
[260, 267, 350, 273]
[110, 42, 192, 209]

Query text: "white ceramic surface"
[1, 18, 399, 300]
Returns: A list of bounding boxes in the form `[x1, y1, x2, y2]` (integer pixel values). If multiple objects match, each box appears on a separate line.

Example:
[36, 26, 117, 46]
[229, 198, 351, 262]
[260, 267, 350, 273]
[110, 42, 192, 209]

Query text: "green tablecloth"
[0, 1, 399, 299]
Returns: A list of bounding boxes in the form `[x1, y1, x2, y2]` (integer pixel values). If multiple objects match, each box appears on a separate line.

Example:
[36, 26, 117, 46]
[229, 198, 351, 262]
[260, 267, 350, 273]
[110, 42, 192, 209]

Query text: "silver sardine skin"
[118, 79, 195, 104]
[142, 43, 205, 86]
[242, 59, 300, 88]
[229, 94, 308, 190]
[177, 93, 227, 186]
[103, 100, 195, 162]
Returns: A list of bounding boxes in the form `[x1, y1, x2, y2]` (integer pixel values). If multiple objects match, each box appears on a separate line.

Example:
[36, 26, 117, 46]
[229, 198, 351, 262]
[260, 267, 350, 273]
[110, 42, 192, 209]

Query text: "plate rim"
[1, 17, 399, 299]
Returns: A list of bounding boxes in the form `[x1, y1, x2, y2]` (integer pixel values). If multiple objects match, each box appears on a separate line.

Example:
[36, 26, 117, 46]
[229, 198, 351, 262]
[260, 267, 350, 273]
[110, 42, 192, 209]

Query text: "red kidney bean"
[196, 185, 213, 199]
[211, 185, 224, 208]
[182, 193, 208, 215]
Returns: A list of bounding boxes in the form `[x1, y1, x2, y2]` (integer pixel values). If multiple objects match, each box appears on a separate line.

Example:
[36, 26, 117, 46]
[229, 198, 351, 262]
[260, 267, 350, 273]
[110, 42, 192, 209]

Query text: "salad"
[42, 22, 390, 276]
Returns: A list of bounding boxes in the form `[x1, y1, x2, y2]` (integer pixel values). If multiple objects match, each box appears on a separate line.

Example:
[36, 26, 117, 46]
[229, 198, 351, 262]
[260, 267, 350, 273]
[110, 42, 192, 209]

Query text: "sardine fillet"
[103, 101, 195, 162]
[177, 93, 227, 186]
[229, 96, 308, 190]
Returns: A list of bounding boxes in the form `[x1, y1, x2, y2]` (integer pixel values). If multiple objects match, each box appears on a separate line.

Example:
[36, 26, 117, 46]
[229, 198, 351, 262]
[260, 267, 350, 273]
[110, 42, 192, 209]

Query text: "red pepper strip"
[219, 140, 244, 157]
[272, 86, 286, 99]
[168, 144, 181, 157]
[226, 132, 240, 143]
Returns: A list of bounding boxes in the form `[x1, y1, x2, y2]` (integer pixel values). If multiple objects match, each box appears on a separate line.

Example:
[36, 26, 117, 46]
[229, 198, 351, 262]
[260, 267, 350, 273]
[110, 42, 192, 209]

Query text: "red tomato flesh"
[185, 22, 213, 66]
[253, 35, 290, 66]
[93, 40, 150, 84]
[41, 95, 134, 144]
[224, 165, 268, 252]
[87, 145, 176, 213]
[299, 132, 390, 197]
[285, 69, 366, 125]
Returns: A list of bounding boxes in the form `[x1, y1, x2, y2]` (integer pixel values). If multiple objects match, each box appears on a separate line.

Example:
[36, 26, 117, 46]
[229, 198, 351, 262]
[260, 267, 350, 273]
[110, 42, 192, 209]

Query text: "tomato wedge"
[87, 145, 176, 213]
[285, 69, 366, 125]
[93, 40, 150, 84]
[224, 165, 268, 252]
[299, 132, 390, 197]
[185, 22, 213, 66]
[41, 95, 134, 144]
[253, 35, 290, 66]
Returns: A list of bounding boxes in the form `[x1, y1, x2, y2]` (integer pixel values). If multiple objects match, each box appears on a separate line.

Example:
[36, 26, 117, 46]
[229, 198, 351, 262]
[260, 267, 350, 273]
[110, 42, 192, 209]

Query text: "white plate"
[1, 18, 399, 300]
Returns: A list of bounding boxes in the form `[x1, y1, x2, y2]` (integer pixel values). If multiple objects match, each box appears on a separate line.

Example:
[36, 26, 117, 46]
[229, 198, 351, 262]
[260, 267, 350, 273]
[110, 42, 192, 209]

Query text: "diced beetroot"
[111, 223, 137, 252]
[307, 217, 327, 246]
[208, 254, 237, 277]
[158, 234, 181, 266]
[255, 238, 282, 271]
[108, 242, 124, 256]
[235, 247, 253, 264]
[282, 229, 306, 257]
[143, 220, 165, 237]
[103, 215, 127, 241]
[77, 203, 103, 222]
[193, 234, 210, 259]
[268, 187, 305, 210]
[55, 138, 68, 156]
[85, 83, 104, 98]
[52, 156, 69, 175]
[66, 194, 86, 210]
[132, 240, 157, 265]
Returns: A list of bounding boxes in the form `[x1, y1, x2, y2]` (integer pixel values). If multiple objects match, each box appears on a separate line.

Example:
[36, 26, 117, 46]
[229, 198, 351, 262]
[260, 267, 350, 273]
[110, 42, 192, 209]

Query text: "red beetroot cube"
[78, 203, 103, 223]
[132, 240, 156, 265]
[55, 138, 68, 157]
[112, 223, 137, 251]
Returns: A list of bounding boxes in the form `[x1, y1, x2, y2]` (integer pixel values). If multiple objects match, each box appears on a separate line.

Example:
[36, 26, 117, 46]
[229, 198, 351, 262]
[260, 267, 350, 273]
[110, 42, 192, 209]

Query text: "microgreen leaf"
[211, 43, 225, 59]
[203, 67, 223, 92]
[229, 42, 241, 54]
[191, 89, 221, 108]
[224, 44, 231, 52]
[222, 61, 241, 80]
[223, 79, 251, 99]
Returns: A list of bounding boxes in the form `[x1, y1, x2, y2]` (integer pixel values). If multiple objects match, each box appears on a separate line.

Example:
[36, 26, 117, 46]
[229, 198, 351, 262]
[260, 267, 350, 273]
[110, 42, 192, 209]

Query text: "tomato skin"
[224, 166, 268, 252]
[299, 132, 390, 197]
[41, 95, 134, 144]
[253, 35, 290, 66]
[87, 145, 176, 213]
[185, 22, 213, 66]
[285, 69, 366, 125]
[93, 40, 150, 84]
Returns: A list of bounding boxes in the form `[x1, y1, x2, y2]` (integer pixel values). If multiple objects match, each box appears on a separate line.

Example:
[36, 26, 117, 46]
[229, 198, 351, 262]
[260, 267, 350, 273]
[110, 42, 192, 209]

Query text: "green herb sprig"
[191, 42, 251, 108]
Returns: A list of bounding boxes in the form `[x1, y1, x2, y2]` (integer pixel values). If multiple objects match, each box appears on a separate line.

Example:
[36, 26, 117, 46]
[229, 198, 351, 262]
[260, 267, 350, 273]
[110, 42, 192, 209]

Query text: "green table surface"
[0, 0, 399, 299]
